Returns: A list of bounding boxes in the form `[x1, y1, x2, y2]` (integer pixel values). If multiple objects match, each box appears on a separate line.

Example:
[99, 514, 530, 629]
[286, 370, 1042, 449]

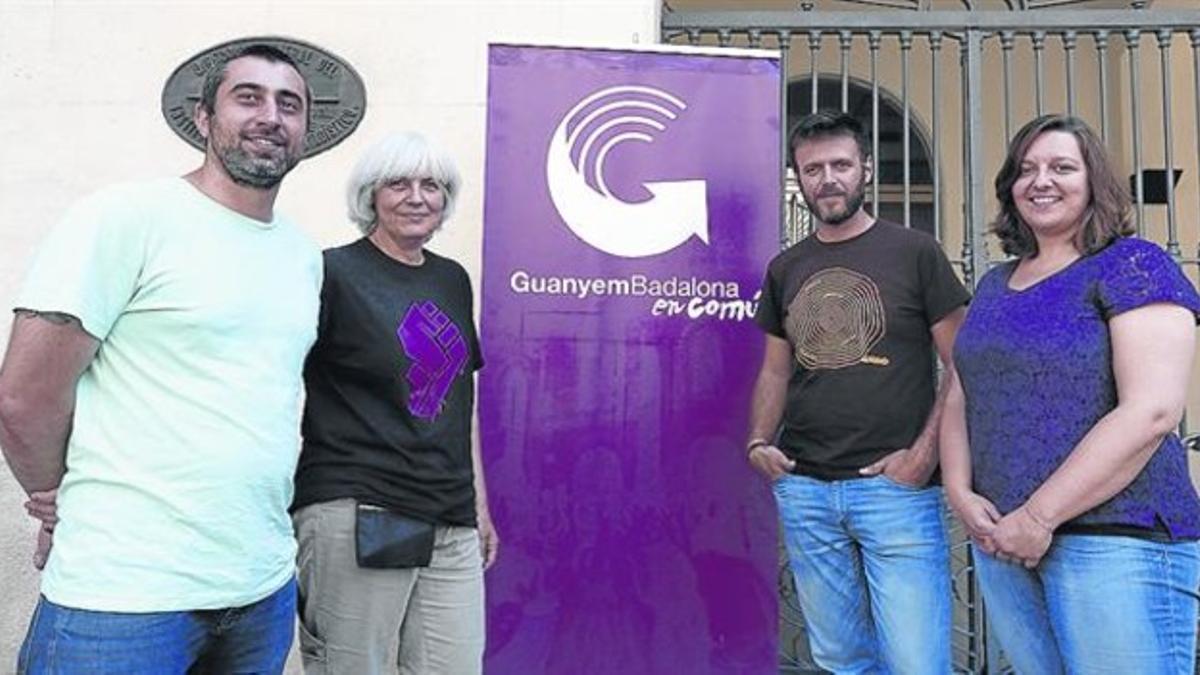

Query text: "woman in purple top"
[941, 114, 1200, 674]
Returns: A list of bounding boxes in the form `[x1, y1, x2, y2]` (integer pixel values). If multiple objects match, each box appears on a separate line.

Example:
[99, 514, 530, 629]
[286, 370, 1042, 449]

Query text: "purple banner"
[480, 44, 781, 674]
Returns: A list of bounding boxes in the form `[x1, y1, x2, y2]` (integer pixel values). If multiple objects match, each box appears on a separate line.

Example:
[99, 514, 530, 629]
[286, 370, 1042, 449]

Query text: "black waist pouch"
[355, 503, 435, 568]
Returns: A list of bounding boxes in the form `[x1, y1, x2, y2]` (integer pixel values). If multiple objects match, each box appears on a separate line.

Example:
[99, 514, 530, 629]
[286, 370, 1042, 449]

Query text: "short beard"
[206, 112, 301, 190]
[803, 179, 867, 226]
[217, 146, 296, 189]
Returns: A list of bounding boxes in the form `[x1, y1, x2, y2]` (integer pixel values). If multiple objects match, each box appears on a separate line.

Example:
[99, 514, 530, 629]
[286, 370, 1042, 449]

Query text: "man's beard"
[803, 176, 867, 226]
[210, 121, 301, 189]
[219, 146, 298, 189]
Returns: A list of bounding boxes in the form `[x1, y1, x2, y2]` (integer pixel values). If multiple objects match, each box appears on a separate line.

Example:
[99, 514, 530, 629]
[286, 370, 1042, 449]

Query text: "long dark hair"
[992, 114, 1132, 257]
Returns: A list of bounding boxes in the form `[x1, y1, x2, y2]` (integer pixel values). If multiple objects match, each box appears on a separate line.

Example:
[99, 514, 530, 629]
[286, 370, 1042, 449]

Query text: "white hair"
[345, 132, 462, 235]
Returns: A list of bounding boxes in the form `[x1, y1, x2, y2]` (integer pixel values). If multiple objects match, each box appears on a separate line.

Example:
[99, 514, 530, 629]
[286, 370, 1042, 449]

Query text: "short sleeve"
[307, 252, 336, 359]
[468, 295, 484, 373]
[753, 264, 786, 338]
[14, 185, 148, 340]
[455, 262, 485, 372]
[1096, 238, 1200, 321]
[918, 234, 971, 325]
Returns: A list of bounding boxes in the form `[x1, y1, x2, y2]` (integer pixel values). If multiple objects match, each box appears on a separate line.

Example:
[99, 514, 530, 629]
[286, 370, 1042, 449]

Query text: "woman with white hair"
[291, 132, 497, 674]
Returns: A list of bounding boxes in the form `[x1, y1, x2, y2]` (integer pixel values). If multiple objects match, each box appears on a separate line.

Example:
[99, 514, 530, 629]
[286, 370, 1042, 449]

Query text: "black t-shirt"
[293, 238, 484, 526]
[755, 220, 969, 479]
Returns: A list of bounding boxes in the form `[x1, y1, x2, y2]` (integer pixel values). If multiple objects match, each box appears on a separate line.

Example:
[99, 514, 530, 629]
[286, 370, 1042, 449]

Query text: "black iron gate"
[663, 2, 1200, 672]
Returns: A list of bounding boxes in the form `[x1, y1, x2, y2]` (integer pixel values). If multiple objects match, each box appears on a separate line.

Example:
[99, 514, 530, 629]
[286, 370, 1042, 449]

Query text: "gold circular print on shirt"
[786, 267, 886, 370]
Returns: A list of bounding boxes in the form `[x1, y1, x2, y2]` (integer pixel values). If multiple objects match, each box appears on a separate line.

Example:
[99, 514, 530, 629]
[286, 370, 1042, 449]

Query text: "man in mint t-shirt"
[0, 44, 321, 672]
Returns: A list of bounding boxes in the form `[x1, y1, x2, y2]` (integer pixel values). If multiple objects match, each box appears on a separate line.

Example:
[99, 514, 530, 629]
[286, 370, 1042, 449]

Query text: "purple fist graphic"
[397, 300, 469, 420]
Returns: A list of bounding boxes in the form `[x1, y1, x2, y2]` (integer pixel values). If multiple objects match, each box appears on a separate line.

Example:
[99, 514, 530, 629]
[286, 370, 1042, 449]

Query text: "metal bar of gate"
[1193, 29, 1200, 273]
[1097, 30, 1111, 143]
[870, 31, 882, 213]
[963, 28, 989, 674]
[810, 30, 821, 113]
[1159, 29, 1181, 260]
[1065, 30, 1078, 116]
[780, 30, 792, 251]
[931, 30, 943, 241]
[902, 30, 913, 227]
[840, 30, 852, 112]
[1033, 30, 1046, 115]
[960, 39, 973, 285]
[1127, 28, 1146, 234]
[1001, 31, 1015, 142]
[965, 30, 988, 295]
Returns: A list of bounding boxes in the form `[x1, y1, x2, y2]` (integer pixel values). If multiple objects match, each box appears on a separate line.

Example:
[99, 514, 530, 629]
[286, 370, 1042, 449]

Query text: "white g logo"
[546, 85, 709, 258]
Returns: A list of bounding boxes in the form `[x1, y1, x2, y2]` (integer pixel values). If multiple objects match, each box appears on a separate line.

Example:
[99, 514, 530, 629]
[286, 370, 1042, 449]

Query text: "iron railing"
[664, 3, 1200, 672]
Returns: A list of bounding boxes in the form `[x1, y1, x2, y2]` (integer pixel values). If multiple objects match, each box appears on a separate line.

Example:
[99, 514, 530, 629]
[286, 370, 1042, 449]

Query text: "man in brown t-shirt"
[745, 111, 967, 673]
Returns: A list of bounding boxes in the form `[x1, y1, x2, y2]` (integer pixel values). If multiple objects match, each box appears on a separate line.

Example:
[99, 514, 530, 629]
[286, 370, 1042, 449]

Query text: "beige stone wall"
[0, 0, 657, 665]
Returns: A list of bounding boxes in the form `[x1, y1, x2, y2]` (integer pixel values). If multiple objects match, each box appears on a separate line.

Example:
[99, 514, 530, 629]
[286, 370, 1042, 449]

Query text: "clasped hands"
[949, 490, 1054, 568]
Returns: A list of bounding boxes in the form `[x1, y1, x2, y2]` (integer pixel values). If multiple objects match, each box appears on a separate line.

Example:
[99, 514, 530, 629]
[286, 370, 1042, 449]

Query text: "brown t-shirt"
[755, 220, 969, 479]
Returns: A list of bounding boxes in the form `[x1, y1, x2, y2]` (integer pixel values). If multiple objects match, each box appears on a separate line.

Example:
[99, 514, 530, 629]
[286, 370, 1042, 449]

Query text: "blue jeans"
[774, 474, 951, 674]
[17, 578, 296, 674]
[974, 535, 1200, 675]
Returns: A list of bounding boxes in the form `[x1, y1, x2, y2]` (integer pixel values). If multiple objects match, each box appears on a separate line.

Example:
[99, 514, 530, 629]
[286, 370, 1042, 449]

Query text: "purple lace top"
[954, 237, 1200, 539]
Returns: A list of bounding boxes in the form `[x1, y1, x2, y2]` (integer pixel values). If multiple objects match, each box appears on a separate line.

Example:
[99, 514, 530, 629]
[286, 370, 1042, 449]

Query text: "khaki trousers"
[294, 499, 484, 675]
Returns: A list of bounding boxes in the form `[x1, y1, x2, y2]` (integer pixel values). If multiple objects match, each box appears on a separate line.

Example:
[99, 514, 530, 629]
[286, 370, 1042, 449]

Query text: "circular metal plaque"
[161, 36, 366, 158]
